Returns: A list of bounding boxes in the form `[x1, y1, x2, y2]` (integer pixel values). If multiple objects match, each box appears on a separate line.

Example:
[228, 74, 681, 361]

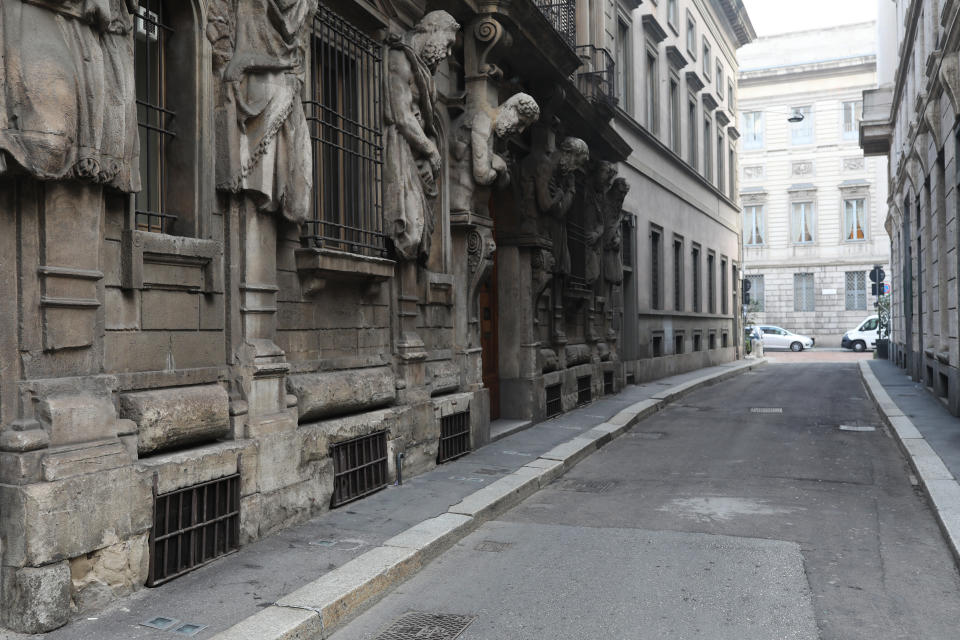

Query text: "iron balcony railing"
[534, 0, 576, 48]
[575, 45, 617, 109]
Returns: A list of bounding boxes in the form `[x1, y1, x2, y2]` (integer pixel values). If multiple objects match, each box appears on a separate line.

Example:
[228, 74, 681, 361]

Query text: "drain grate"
[438, 410, 471, 464]
[558, 478, 617, 493]
[474, 540, 512, 553]
[330, 430, 388, 508]
[375, 611, 476, 640]
[750, 407, 783, 414]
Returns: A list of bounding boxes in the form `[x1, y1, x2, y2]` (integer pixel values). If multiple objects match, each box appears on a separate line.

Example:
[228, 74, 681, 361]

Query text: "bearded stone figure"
[384, 11, 460, 263]
[540, 137, 589, 275]
[210, 0, 315, 223]
[450, 92, 540, 219]
[603, 177, 630, 284]
[0, 0, 139, 190]
[584, 161, 617, 285]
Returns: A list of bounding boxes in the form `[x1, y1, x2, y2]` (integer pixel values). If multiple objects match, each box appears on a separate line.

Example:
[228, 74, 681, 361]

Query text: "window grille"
[135, 0, 176, 234]
[794, 273, 815, 311]
[673, 239, 683, 311]
[545, 383, 562, 418]
[305, 7, 386, 258]
[148, 472, 240, 586]
[651, 229, 662, 309]
[746, 275, 764, 311]
[691, 247, 701, 312]
[438, 411, 471, 463]
[721, 259, 728, 315]
[603, 371, 614, 395]
[707, 253, 716, 313]
[534, 0, 576, 48]
[330, 430, 388, 508]
[576, 376, 592, 406]
[846, 271, 867, 310]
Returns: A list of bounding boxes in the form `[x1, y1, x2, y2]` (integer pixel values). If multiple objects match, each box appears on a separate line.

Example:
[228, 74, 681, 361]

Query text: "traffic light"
[871, 283, 878, 296]
[744, 292, 751, 305]
[742, 278, 751, 293]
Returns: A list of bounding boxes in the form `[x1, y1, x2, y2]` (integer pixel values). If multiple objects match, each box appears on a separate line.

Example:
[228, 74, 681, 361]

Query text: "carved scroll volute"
[467, 227, 496, 327]
[465, 16, 513, 80]
[939, 52, 960, 118]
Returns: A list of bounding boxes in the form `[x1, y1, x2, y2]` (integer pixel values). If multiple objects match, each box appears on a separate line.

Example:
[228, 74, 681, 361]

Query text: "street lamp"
[787, 110, 805, 123]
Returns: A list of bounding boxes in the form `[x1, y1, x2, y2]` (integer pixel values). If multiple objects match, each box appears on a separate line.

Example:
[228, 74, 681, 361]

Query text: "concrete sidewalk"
[1, 358, 764, 640]
[860, 359, 960, 566]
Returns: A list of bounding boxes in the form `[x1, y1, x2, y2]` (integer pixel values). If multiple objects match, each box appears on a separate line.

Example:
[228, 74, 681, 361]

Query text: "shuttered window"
[794, 273, 815, 311]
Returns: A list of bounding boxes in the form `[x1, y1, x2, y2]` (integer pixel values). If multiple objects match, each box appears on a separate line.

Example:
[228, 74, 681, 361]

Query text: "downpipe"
[395, 451, 405, 486]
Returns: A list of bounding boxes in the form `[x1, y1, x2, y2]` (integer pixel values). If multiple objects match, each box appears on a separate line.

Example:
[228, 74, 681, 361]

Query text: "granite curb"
[858, 361, 960, 568]
[209, 358, 766, 639]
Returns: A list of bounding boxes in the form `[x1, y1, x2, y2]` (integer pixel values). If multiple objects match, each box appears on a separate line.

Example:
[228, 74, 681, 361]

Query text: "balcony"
[860, 86, 893, 156]
[534, 0, 575, 48]
[575, 45, 618, 118]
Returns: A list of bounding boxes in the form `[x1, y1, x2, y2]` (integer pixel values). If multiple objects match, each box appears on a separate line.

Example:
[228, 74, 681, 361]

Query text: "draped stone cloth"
[0, 0, 139, 192]
[383, 38, 440, 264]
[216, 0, 313, 225]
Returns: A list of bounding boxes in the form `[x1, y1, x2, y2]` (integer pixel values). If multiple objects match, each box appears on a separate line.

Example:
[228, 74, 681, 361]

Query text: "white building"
[737, 22, 890, 346]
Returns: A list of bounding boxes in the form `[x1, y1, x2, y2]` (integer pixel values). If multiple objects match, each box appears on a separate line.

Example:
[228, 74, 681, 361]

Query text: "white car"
[841, 315, 879, 352]
[755, 325, 815, 352]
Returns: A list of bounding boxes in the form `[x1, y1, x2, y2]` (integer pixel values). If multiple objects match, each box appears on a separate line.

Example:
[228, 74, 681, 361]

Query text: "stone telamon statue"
[584, 160, 617, 285]
[450, 92, 540, 219]
[384, 10, 459, 263]
[603, 177, 630, 285]
[210, 0, 315, 224]
[0, 0, 139, 191]
[537, 137, 589, 275]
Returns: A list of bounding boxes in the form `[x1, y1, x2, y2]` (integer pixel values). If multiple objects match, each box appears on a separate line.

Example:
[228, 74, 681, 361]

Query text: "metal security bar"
[330, 430, 388, 507]
[148, 472, 240, 586]
[577, 375, 592, 406]
[437, 411, 471, 463]
[546, 383, 562, 418]
[603, 371, 614, 395]
[534, 0, 576, 48]
[306, 6, 386, 257]
[134, 0, 177, 234]
[575, 45, 617, 109]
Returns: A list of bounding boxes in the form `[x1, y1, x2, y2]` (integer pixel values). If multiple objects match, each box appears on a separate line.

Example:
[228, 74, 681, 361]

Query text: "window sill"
[122, 230, 223, 293]
[294, 247, 395, 297]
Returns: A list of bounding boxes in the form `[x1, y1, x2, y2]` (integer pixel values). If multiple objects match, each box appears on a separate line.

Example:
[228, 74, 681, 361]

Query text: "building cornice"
[709, 0, 757, 47]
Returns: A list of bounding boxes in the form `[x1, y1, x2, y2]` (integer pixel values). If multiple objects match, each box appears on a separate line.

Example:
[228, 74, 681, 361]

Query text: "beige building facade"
[738, 23, 890, 347]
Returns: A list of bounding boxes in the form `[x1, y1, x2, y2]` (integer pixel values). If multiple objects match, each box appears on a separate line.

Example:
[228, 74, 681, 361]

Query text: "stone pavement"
[0, 359, 764, 640]
[861, 359, 960, 565]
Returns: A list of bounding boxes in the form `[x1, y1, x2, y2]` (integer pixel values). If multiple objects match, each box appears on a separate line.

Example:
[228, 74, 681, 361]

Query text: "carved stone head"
[411, 10, 460, 72]
[609, 177, 630, 209]
[592, 160, 617, 190]
[495, 93, 540, 138]
[558, 137, 589, 175]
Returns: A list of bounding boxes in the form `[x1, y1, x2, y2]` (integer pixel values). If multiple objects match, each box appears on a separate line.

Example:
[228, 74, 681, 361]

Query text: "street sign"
[882, 283, 890, 294]
[869, 266, 885, 283]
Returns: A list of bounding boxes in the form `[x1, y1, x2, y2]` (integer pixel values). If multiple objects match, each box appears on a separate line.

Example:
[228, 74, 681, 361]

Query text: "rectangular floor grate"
[148, 472, 240, 586]
[331, 430, 388, 508]
[750, 407, 783, 414]
[375, 611, 476, 640]
[438, 410, 471, 464]
[545, 383, 562, 418]
[576, 375, 592, 406]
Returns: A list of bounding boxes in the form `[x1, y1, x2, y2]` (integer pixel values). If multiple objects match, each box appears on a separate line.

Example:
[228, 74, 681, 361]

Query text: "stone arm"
[470, 114, 499, 186]
[388, 52, 440, 172]
[534, 163, 567, 218]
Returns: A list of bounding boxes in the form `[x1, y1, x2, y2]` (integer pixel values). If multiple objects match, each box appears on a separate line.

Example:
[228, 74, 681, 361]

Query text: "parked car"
[752, 325, 815, 352]
[841, 315, 879, 352]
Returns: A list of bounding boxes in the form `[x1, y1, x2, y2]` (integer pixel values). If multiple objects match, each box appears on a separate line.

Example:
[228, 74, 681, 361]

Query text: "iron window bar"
[148, 472, 241, 587]
[305, 7, 387, 259]
[533, 0, 576, 49]
[134, 0, 177, 234]
[576, 375, 592, 406]
[330, 430, 389, 508]
[437, 410, 471, 464]
[545, 383, 563, 418]
[575, 45, 617, 109]
[603, 371, 614, 395]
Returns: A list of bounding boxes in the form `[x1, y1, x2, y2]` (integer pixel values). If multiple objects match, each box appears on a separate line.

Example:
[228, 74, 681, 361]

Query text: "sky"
[742, 0, 878, 37]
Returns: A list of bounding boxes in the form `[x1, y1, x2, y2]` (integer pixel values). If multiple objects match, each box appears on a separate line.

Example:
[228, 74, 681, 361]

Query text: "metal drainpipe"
[395, 452, 405, 486]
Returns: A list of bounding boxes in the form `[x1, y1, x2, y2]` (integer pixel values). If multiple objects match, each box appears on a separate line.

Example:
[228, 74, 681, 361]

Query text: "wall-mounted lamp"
[787, 111, 805, 123]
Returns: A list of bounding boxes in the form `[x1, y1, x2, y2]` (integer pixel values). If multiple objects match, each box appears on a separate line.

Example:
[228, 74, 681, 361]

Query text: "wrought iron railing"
[575, 45, 617, 109]
[534, 0, 576, 48]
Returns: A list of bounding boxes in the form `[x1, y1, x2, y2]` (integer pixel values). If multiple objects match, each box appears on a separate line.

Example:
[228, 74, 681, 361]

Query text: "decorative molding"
[742, 165, 764, 179]
[702, 93, 718, 112]
[665, 45, 688, 70]
[641, 14, 668, 44]
[939, 52, 960, 118]
[465, 16, 511, 80]
[715, 110, 730, 127]
[727, 125, 741, 141]
[685, 70, 705, 93]
[921, 98, 941, 144]
[843, 157, 865, 172]
[791, 161, 814, 177]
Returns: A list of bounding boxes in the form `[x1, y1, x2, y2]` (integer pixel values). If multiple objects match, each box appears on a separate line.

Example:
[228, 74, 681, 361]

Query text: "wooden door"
[479, 260, 500, 420]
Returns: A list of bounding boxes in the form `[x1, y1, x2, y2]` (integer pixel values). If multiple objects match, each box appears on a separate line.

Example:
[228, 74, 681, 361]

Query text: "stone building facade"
[739, 23, 890, 347]
[861, 0, 960, 414]
[607, 0, 755, 378]
[0, 0, 649, 631]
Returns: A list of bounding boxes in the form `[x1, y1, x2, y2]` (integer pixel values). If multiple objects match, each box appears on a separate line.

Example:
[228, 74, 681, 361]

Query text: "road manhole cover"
[474, 540, 512, 553]
[375, 612, 476, 640]
[557, 478, 618, 493]
[750, 407, 783, 414]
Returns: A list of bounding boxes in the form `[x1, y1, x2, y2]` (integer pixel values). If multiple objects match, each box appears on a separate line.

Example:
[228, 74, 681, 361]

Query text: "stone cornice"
[665, 45, 688, 70]
[642, 14, 668, 44]
[702, 92, 719, 112]
[685, 70, 705, 93]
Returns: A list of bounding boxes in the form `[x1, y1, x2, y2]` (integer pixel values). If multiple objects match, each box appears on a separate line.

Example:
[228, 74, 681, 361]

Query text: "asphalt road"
[333, 363, 960, 640]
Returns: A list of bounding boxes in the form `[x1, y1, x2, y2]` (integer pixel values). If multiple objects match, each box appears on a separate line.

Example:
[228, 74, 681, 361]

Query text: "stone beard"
[0, 0, 139, 191]
[383, 11, 459, 264]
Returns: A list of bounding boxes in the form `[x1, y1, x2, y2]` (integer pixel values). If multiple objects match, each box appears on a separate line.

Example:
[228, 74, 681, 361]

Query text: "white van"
[841, 315, 879, 352]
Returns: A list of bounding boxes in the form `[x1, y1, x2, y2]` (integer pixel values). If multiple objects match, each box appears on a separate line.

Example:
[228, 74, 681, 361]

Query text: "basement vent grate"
[172, 622, 208, 636]
[148, 472, 240, 587]
[331, 430, 389, 508]
[558, 478, 618, 493]
[625, 373, 636, 385]
[474, 540, 513, 553]
[750, 407, 783, 414]
[141, 617, 180, 630]
[374, 611, 477, 640]
[603, 371, 614, 395]
[576, 375, 592, 406]
[545, 383, 562, 418]
[437, 410, 471, 464]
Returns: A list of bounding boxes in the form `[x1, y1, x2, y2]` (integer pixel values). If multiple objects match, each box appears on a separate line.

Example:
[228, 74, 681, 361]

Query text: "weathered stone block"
[142, 290, 199, 330]
[427, 360, 460, 395]
[104, 330, 170, 373]
[288, 366, 395, 422]
[69, 532, 148, 614]
[0, 450, 46, 484]
[136, 440, 256, 495]
[0, 562, 71, 633]
[36, 392, 118, 447]
[41, 441, 131, 481]
[120, 384, 230, 455]
[171, 331, 226, 369]
[104, 287, 140, 330]
[257, 429, 308, 494]
[200, 294, 225, 330]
